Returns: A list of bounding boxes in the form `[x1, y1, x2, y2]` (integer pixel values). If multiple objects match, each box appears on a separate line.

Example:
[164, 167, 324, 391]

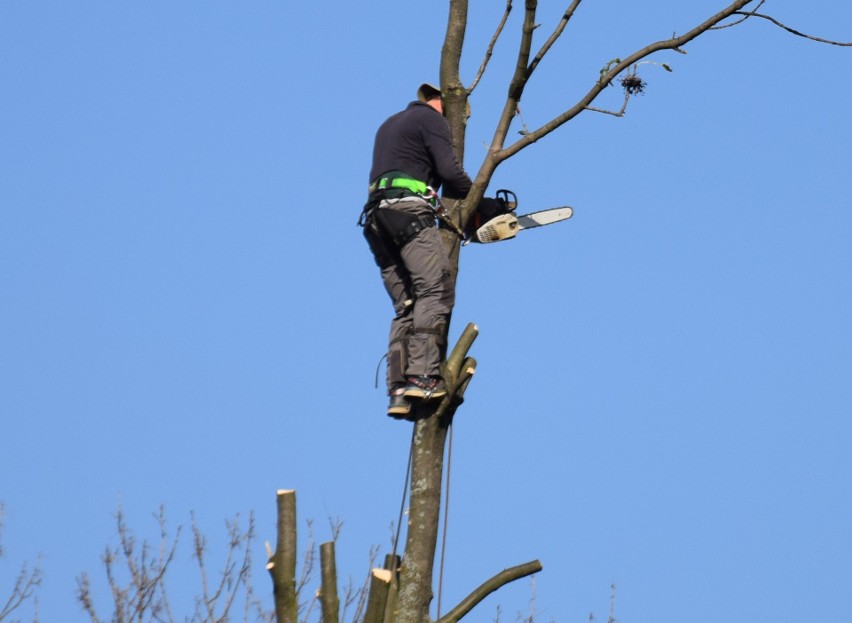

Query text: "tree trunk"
[395, 324, 478, 623]
[396, 417, 449, 623]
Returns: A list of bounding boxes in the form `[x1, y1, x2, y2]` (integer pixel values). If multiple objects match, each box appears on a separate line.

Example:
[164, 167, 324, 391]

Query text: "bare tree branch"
[191, 513, 255, 622]
[76, 506, 180, 623]
[0, 561, 41, 622]
[0, 506, 41, 623]
[493, 0, 756, 165]
[469, 0, 514, 94]
[528, 1, 584, 79]
[295, 520, 316, 600]
[710, 0, 766, 29]
[731, 10, 852, 45]
[342, 543, 377, 623]
[436, 560, 543, 623]
[78, 507, 264, 623]
[487, 0, 582, 170]
[487, 0, 538, 157]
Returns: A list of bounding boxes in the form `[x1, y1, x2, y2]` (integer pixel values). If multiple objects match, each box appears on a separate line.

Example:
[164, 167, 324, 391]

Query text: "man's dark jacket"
[369, 101, 472, 199]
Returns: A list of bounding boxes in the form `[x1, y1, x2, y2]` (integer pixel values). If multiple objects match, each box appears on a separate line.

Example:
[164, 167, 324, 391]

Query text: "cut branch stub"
[382, 554, 401, 623]
[445, 323, 478, 386]
[267, 489, 298, 623]
[319, 541, 340, 623]
[363, 569, 393, 623]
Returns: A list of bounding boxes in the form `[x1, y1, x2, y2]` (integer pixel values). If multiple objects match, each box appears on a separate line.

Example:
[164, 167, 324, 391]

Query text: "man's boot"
[387, 388, 411, 418]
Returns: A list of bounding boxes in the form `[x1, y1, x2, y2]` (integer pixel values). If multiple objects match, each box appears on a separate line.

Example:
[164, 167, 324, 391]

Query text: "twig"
[469, 0, 513, 94]
[731, 10, 852, 45]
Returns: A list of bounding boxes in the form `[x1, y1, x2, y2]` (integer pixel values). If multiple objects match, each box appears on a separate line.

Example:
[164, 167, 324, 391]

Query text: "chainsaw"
[466, 189, 573, 244]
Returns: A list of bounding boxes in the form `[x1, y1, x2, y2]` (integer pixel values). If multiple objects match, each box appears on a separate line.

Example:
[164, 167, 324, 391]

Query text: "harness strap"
[392, 213, 435, 247]
[369, 173, 428, 195]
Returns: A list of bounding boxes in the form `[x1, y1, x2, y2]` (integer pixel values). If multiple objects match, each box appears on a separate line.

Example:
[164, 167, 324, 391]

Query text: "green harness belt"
[369, 175, 428, 195]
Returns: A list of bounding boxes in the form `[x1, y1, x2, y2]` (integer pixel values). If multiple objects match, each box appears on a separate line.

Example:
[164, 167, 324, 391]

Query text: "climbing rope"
[391, 425, 416, 561]
[436, 421, 454, 621]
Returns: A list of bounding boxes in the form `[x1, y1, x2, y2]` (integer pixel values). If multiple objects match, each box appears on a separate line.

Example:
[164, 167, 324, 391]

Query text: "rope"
[436, 421, 454, 621]
[392, 426, 416, 560]
[374, 353, 388, 389]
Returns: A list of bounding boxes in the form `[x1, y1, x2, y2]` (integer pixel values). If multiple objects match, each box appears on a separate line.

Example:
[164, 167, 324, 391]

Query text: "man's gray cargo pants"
[368, 197, 454, 391]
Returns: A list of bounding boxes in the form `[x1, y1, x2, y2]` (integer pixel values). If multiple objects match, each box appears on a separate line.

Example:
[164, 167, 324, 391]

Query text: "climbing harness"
[359, 172, 465, 249]
[423, 187, 466, 240]
[369, 174, 429, 195]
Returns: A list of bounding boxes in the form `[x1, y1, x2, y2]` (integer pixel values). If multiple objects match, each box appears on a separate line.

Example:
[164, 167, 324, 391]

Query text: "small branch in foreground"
[437, 560, 543, 623]
[0, 562, 41, 622]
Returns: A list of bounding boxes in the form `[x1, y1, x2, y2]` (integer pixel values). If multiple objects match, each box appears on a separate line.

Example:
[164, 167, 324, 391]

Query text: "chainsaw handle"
[495, 189, 518, 211]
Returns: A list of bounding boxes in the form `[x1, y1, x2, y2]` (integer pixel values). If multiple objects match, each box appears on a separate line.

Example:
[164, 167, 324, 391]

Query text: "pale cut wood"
[363, 569, 392, 623]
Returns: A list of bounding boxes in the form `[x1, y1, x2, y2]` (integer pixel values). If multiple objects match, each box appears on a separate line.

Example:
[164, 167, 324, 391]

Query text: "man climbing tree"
[360, 83, 474, 419]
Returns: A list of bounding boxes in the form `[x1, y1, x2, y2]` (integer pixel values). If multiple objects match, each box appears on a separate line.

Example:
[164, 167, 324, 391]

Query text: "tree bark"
[383, 554, 402, 623]
[319, 541, 340, 623]
[396, 325, 478, 623]
[267, 489, 298, 623]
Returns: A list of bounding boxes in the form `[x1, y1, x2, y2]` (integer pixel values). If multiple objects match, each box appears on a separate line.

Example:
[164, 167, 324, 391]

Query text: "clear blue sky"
[2, 2, 851, 622]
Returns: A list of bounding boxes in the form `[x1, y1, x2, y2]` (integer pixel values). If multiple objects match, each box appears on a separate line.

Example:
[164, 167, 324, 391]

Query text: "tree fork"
[267, 489, 298, 623]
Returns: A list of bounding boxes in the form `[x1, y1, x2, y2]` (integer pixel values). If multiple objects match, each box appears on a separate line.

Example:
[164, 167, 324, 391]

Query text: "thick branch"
[529, 0, 583, 77]
[444, 323, 478, 387]
[267, 489, 298, 623]
[490, 1, 582, 155]
[437, 560, 543, 623]
[443, 0, 470, 159]
[488, 0, 537, 155]
[319, 541, 339, 623]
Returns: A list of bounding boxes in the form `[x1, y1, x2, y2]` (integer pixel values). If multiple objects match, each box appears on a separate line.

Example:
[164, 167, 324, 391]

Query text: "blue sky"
[2, 2, 851, 622]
